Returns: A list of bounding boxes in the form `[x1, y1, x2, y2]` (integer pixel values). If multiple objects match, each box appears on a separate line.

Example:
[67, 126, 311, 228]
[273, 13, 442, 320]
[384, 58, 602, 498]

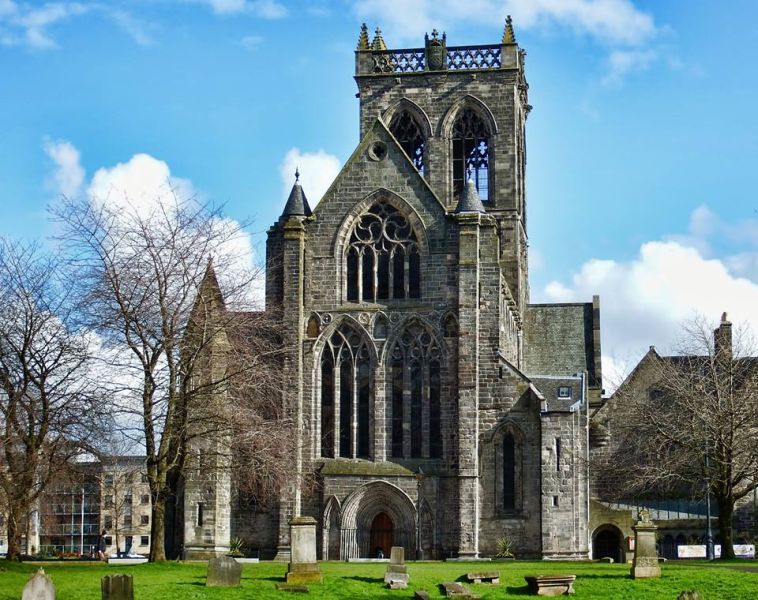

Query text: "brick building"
[182, 21, 603, 560]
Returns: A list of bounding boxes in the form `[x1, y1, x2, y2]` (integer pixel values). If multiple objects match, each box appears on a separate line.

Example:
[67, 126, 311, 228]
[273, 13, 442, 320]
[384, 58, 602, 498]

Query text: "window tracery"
[346, 202, 421, 303]
[320, 323, 372, 459]
[389, 322, 442, 459]
[452, 108, 490, 201]
[389, 110, 425, 174]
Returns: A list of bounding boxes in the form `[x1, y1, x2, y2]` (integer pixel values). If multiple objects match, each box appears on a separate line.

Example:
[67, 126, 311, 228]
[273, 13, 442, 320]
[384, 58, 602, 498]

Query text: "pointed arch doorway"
[370, 512, 394, 558]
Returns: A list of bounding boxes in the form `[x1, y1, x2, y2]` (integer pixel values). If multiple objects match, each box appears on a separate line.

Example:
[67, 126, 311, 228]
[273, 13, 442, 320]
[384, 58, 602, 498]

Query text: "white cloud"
[280, 148, 342, 209]
[88, 153, 197, 217]
[0, 2, 88, 50]
[541, 234, 758, 387]
[44, 138, 85, 198]
[108, 9, 154, 47]
[353, 0, 657, 46]
[199, 0, 287, 18]
[240, 34, 263, 51]
[602, 48, 656, 86]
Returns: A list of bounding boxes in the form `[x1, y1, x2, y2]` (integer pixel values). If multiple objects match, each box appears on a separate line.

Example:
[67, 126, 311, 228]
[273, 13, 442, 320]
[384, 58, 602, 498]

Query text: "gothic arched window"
[346, 202, 421, 303]
[452, 108, 489, 201]
[320, 323, 372, 459]
[389, 110, 425, 174]
[388, 323, 442, 459]
[495, 425, 523, 513]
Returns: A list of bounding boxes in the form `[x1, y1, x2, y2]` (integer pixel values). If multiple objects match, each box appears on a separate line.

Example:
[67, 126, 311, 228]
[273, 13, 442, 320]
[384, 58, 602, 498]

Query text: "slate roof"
[522, 302, 601, 389]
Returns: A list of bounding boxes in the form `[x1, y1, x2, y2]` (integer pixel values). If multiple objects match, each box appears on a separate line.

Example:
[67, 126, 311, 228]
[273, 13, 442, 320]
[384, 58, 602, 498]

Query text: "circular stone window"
[367, 141, 388, 161]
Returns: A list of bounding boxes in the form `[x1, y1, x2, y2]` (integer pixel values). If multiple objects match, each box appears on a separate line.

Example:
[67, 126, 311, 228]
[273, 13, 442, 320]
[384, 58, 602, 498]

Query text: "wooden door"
[369, 512, 394, 558]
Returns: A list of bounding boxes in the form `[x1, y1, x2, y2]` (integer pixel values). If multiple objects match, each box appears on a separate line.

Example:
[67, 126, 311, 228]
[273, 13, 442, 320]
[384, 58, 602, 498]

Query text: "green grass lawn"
[1, 559, 756, 599]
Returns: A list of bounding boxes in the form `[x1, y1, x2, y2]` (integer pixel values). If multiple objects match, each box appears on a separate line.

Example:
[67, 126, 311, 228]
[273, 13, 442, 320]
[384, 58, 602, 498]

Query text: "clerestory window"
[346, 201, 421, 303]
[320, 323, 371, 459]
[389, 323, 442, 459]
[452, 108, 490, 201]
[389, 110, 425, 175]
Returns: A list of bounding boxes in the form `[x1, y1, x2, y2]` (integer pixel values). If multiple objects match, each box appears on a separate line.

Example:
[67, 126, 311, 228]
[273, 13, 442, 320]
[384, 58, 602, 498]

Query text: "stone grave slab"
[414, 592, 431, 600]
[524, 575, 576, 596]
[22, 569, 55, 600]
[466, 571, 500, 584]
[441, 582, 481, 599]
[101, 574, 134, 600]
[206, 556, 242, 587]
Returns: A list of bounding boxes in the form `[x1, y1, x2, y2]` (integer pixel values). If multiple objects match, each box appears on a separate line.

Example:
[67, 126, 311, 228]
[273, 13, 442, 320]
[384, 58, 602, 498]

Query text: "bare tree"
[0, 239, 104, 560]
[52, 195, 294, 561]
[595, 315, 757, 559]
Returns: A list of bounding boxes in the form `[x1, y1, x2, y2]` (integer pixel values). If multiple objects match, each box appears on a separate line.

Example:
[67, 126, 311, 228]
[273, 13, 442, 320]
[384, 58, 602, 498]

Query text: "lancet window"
[494, 425, 523, 513]
[452, 108, 490, 201]
[320, 323, 372, 459]
[346, 201, 421, 303]
[389, 110, 425, 174]
[389, 322, 442, 459]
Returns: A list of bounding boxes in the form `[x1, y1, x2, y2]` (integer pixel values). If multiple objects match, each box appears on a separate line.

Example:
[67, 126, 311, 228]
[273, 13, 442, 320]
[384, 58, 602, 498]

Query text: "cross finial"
[431, 28, 439, 39]
[295, 167, 300, 183]
[371, 26, 387, 50]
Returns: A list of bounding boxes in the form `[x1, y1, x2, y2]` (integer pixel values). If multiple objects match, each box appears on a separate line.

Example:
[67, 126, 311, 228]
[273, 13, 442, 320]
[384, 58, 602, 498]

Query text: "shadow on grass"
[505, 585, 531, 596]
[343, 575, 383, 584]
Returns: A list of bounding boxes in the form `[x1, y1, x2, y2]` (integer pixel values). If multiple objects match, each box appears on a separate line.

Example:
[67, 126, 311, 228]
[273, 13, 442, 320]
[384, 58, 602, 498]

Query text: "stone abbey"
[181, 21, 605, 561]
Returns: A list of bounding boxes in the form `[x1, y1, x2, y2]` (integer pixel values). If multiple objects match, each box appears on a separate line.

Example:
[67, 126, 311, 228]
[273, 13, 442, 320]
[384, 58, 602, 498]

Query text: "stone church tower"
[183, 20, 603, 561]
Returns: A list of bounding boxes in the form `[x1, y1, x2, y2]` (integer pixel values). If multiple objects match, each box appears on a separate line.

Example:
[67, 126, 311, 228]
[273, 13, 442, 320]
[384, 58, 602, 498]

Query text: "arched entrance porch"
[338, 481, 416, 560]
[592, 524, 624, 563]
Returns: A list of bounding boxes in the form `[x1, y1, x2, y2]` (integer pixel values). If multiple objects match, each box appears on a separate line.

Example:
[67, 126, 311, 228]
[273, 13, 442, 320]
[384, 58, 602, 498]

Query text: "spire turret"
[357, 23, 370, 50]
[502, 15, 516, 44]
[455, 177, 486, 214]
[371, 27, 387, 50]
[281, 169, 312, 218]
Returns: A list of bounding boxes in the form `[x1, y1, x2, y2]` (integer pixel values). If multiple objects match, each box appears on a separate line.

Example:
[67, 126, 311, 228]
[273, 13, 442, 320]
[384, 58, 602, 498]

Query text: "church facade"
[183, 21, 604, 561]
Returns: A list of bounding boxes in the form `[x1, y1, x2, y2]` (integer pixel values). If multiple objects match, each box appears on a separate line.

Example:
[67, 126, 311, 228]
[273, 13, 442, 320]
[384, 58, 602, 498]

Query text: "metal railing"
[340, 528, 414, 560]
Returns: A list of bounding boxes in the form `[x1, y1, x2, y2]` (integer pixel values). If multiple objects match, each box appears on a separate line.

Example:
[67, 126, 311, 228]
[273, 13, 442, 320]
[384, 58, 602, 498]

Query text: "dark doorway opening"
[593, 527, 623, 563]
[369, 512, 394, 558]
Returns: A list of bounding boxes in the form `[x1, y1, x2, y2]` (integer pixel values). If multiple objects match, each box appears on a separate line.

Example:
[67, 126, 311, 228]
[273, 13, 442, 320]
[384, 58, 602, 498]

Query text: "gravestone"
[414, 591, 432, 600]
[524, 575, 576, 596]
[101, 574, 133, 600]
[22, 569, 55, 600]
[206, 555, 242, 587]
[466, 571, 500, 584]
[630, 509, 661, 579]
[286, 516, 322, 584]
[384, 546, 409, 589]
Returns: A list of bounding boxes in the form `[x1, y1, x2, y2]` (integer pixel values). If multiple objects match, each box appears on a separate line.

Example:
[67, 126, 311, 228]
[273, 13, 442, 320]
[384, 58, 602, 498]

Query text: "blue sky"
[1, 0, 756, 380]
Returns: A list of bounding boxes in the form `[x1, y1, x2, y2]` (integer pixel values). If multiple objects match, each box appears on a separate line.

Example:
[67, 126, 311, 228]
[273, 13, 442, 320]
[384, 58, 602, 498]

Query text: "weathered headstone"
[414, 591, 432, 600]
[384, 546, 409, 589]
[206, 555, 242, 587]
[630, 509, 661, 579]
[22, 568, 55, 600]
[286, 516, 322, 584]
[101, 574, 133, 600]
